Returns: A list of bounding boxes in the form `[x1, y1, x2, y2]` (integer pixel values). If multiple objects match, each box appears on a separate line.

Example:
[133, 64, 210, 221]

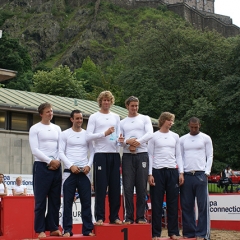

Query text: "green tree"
[0, 33, 32, 73]
[75, 56, 102, 93]
[0, 32, 33, 90]
[75, 57, 122, 102]
[32, 65, 86, 98]
[6, 71, 33, 91]
[114, 20, 235, 170]
[116, 20, 230, 121]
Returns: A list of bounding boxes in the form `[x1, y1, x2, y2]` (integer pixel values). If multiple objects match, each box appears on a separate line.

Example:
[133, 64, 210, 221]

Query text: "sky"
[214, 0, 240, 27]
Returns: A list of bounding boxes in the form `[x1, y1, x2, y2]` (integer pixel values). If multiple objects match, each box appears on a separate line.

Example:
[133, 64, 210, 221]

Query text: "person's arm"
[175, 136, 184, 174]
[136, 116, 153, 144]
[29, 126, 53, 164]
[205, 135, 213, 175]
[48, 126, 61, 170]
[179, 137, 184, 167]
[23, 187, 27, 196]
[84, 140, 95, 175]
[86, 114, 105, 142]
[12, 188, 15, 196]
[229, 169, 236, 176]
[4, 184, 7, 196]
[147, 138, 155, 186]
[175, 135, 184, 186]
[58, 131, 73, 169]
[0, 184, 8, 196]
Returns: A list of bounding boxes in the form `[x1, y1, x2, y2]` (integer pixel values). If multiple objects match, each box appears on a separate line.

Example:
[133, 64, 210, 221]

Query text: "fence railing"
[208, 182, 240, 194]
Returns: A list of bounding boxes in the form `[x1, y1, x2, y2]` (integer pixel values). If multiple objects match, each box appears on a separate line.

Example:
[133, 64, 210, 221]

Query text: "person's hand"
[126, 138, 140, 147]
[70, 165, 80, 174]
[129, 145, 136, 152]
[126, 138, 136, 145]
[48, 160, 60, 170]
[118, 133, 124, 143]
[179, 173, 184, 186]
[148, 175, 155, 186]
[83, 166, 90, 175]
[105, 126, 115, 136]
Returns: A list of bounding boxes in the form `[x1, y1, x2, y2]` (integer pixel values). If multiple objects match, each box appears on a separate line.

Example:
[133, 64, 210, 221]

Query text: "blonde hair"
[158, 112, 175, 128]
[16, 176, 22, 181]
[97, 91, 115, 107]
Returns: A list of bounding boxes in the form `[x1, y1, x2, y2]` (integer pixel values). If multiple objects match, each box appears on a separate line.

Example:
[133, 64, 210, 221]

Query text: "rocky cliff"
[0, 0, 119, 69]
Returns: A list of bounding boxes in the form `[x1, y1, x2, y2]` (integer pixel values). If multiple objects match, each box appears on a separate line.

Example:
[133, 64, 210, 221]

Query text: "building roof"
[0, 88, 158, 126]
[0, 68, 17, 82]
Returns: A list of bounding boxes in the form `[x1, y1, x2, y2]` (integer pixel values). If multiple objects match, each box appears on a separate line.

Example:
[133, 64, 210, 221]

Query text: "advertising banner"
[3, 174, 240, 222]
[3, 174, 33, 195]
[209, 194, 240, 220]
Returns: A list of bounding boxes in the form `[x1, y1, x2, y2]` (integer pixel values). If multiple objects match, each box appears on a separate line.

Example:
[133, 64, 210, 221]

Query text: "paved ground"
[161, 229, 240, 239]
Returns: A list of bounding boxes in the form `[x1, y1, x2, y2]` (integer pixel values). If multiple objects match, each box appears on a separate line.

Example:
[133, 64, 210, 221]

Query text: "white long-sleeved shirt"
[180, 132, 213, 175]
[29, 122, 61, 164]
[86, 111, 120, 153]
[120, 114, 153, 153]
[59, 128, 94, 169]
[148, 130, 183, 175]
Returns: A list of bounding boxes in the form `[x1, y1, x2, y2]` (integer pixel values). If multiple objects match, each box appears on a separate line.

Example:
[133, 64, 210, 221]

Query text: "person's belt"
[64, 168, 84, 173]
[124, 152, 147, 155]
[184, 171, 205, 175]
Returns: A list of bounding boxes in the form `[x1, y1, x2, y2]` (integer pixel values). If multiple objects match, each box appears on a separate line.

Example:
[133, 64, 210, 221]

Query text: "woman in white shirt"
[12, 176, 27, 196]
[0, 173, 7, 197]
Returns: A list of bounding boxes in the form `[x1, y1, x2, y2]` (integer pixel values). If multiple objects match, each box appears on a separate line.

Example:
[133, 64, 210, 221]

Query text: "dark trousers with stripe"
[63, 171, 93, 236]
[33, 161, 62, 233]
[93, 152, 121, 222]
[150, 168, 180, 238]
[122, 152, 149, 222]
[180, 172, 210, 239]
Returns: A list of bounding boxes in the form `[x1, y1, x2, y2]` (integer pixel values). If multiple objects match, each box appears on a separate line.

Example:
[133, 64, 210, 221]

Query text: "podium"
[0, 196, 152, 240]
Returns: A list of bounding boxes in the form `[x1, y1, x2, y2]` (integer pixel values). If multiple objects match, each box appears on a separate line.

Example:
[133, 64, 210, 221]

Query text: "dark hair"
[70, 110, 82, 119]
[38, 102, 52, 114]
[188, 117, 200, 124]
[125, 96, 139, 106]
[0, 173, 6, 187]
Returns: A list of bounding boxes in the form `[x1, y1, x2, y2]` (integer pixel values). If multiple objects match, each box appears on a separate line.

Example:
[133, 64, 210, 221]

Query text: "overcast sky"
[214, 0, 240, 27]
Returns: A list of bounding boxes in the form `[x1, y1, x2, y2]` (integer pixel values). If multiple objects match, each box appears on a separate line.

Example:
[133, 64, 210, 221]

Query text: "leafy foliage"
[0, 33, 32, 73]
[32, 65, 86, 98]
[75, 57, 122, 103]
[6, 71, 33, 91]
[0, 10, 14, 26]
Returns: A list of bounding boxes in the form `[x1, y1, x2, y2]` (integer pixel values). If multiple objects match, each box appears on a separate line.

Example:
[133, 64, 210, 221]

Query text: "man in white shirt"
[148, 112, 184, 240]
[86, 91, 122, 225]
[29, 102, 62, 238]
[59, 110, 95, 237]
[180, 117, 213, 240]
[119, 96, 153, 224]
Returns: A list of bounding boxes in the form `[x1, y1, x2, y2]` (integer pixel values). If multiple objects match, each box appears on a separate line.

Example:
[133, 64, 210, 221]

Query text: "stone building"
[163, 0, 214, 12]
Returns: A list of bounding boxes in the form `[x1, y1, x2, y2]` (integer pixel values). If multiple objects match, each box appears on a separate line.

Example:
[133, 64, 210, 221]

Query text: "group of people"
[28, 90, 213, 240]
[0, 174, 27, 196]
